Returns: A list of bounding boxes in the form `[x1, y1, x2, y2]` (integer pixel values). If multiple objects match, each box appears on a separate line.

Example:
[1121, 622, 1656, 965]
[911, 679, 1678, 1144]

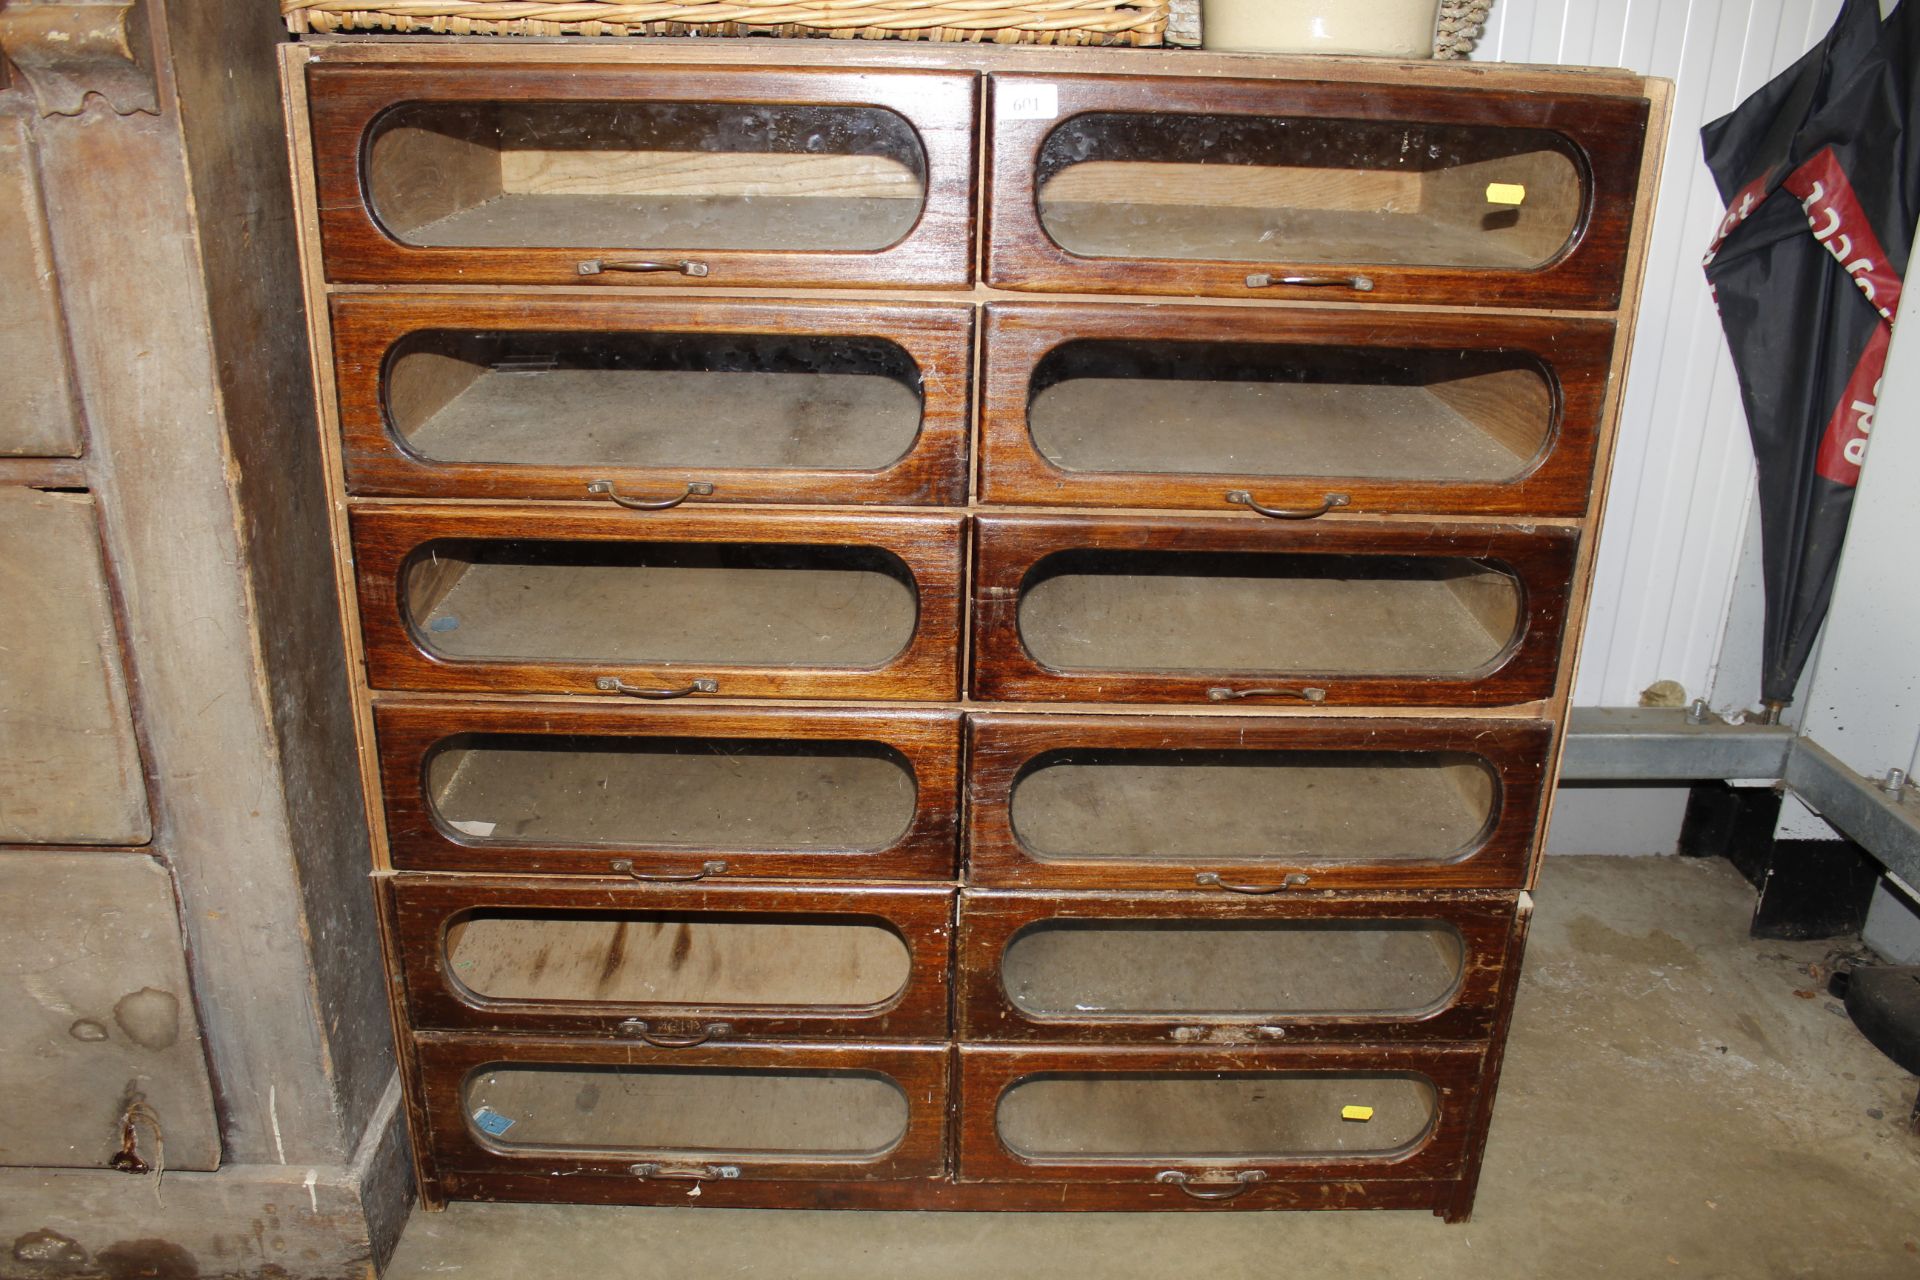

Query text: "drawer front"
[971, 514, 1576, 707]
[333, 295, 974, 507]
[967, 713, 1549, 891]
[353, 506, 964, 701]
[308, 64, 977, 289]
[415, 1034, 949, 1183]
[979, 303, 1615, 518]
[956, 890, 1522, 1044]
[390, 877, 952, 1041]
[377, 700, 960, 881]
[956, 1043, 1487, 1187]
[985, 73, 1647, 308]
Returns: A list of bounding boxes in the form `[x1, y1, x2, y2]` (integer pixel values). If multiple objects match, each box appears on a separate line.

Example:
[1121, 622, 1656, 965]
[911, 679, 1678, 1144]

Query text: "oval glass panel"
[403, 540, 919, 668]
[466, 1065, 909, 1156]
[427, 734, 917, 852]
[1001, 919, 1464, 1017]
[386, 331, 925, 473]
[1009, 747, 1497, 864]
[997, 1071, 1437, 1159]
[1028, 340, 1553, 483]
[1015, 551, 1522, 677]
[1035, 112, 1582, 269]
[367, 101, 929, 252]
[447, 910, 913, 1008]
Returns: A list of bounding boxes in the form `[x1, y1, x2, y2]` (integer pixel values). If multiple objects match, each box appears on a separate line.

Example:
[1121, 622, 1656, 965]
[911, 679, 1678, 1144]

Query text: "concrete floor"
[385, 857, 1920, 1280]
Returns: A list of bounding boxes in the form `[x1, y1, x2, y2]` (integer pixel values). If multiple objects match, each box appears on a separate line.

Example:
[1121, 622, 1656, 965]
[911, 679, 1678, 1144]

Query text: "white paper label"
[449, 819, 496, 837]
[1001, 83, 1059, 121]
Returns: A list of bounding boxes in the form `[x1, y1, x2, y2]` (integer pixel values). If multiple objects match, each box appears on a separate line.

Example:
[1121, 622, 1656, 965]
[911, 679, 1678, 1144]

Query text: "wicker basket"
[279, 0, 1172, 45]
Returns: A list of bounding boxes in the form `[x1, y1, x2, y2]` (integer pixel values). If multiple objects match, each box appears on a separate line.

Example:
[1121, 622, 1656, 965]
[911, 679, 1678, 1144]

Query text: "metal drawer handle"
[618, 1018, 732, 1048]
[1226, 490, 1350, 520]
[630, 1162, 741, 1181]
[1155, 1170, 1268, 1200]
[1196, 871, 1312, 895]
[587, 479, 715, 510]
[1244, 272, 1374, 291]
[596, 676, 719, 699]
[579, 258, 710, 277]
[610, 858, 728, 883]
[1206, 686, 1328, 703]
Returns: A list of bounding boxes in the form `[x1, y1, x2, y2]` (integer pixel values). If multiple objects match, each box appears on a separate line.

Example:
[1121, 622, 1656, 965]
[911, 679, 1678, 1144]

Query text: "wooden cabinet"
[286, 41, 1667, 1222]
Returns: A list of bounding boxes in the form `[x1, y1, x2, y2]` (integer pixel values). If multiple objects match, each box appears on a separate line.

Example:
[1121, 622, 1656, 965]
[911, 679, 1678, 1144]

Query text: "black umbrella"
[1701, 0, 1917, 720]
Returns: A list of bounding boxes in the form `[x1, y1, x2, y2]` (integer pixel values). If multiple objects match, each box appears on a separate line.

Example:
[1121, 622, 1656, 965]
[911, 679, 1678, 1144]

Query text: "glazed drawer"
[307, 63, 976, 288]
[966, 713, 1548, 891]
[971, 514, 1576, 707]
[415, 1034, 949, 1184]
[984, 73, 1647, 308]
[978, 303, 1615, 517]
[376, 700, 959, 881]
[353, 506, 964, 701]
[389, 876, 952, 1041]
[955, 1043, 1487, 1190]
[956, 890, 1523, 1045]
[332, 295, 974, 507]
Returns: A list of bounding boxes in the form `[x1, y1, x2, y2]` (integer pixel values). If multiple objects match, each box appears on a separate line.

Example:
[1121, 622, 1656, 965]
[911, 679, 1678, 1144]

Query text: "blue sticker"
[472, 1105, 515, 1136]
[429, 615, 461, 633]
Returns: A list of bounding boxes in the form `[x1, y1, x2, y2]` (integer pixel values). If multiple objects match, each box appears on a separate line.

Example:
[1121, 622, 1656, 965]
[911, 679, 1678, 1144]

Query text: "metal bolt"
[1881, 768, 1908, 800]
[1686, 698, 1711, 725]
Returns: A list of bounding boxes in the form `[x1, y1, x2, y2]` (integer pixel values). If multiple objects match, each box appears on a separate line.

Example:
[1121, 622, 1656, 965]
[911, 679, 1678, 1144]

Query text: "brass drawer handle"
[1206, 686, 1328, 703]
[630, 1161, 740, 1181]
[587, 479, 715, 510]
[1244, 272, 1374, 291]
[618, 1018, 732, 1048]
[1196, 871, 1312, 895]
[1226, 490, 1350, 520]
[596, 676, 719, 699]
[579, 258, 710, 277]
[1155, 1170, 1267, 1201]
[610, 858, 728, 883]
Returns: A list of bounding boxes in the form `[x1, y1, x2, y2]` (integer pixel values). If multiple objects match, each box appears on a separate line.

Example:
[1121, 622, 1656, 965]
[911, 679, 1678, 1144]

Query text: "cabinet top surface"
[291, 35, 1656, 99]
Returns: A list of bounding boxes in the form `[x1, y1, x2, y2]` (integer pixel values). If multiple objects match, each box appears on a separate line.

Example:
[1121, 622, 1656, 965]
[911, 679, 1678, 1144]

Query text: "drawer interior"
[1009, 747, 1496, 863]
[403, 539, 919, 667]
[999, 919, 1464, 1017]
[1027, 340, 1551, 483]
[426, 733, 918, 850]
[995, 1071, 1436, 1159]
[444, 909, 913, 1008]
[1015, 550, 1521, 676]
[365, 101, 929, 252]
[464, 1063, 910, 1157]
[385, 330, 924, 472]
[1033, 113, 1581, 269]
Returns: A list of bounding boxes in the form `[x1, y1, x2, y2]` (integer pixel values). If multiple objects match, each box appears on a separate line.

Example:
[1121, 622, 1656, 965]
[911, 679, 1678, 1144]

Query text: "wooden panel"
[984, 73, 1647, 308]
[0, 851, 218, 1169]
[968, 712, 1550, 891]
[353, 505, 965, 701]
[970, 513, 1578, 707]
[390, 876, 952, 1040]
[956, 889, 1520, 1043]
[331, 294, 974, 506]
[308, 63, 977, 289]
[0, 104, 81, 457]
[955, 1043, 1488, 1185]
[414, 1033, 950, 1183]
[0, 488, 148, 845]
[377, 700, 960, 880]
[979, 302, 1615, 517]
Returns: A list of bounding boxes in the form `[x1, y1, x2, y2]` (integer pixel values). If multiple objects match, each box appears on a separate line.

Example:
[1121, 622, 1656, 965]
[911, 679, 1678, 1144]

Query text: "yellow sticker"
[1486, 182, 1528, 206]
[1342, 1105, 1374, 1122]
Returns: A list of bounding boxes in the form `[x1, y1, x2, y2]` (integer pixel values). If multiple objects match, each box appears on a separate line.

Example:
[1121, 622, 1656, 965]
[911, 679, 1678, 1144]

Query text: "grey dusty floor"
[385, 856, 1920, 1280]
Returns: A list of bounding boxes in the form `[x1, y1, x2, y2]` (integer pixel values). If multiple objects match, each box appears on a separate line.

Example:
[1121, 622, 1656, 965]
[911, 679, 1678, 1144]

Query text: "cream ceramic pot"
[1201, 0, 1441, 57]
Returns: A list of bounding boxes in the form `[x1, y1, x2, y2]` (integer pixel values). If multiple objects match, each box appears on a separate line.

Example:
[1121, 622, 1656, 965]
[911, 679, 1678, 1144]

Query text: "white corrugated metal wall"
[1473, 0, 1847, 708]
